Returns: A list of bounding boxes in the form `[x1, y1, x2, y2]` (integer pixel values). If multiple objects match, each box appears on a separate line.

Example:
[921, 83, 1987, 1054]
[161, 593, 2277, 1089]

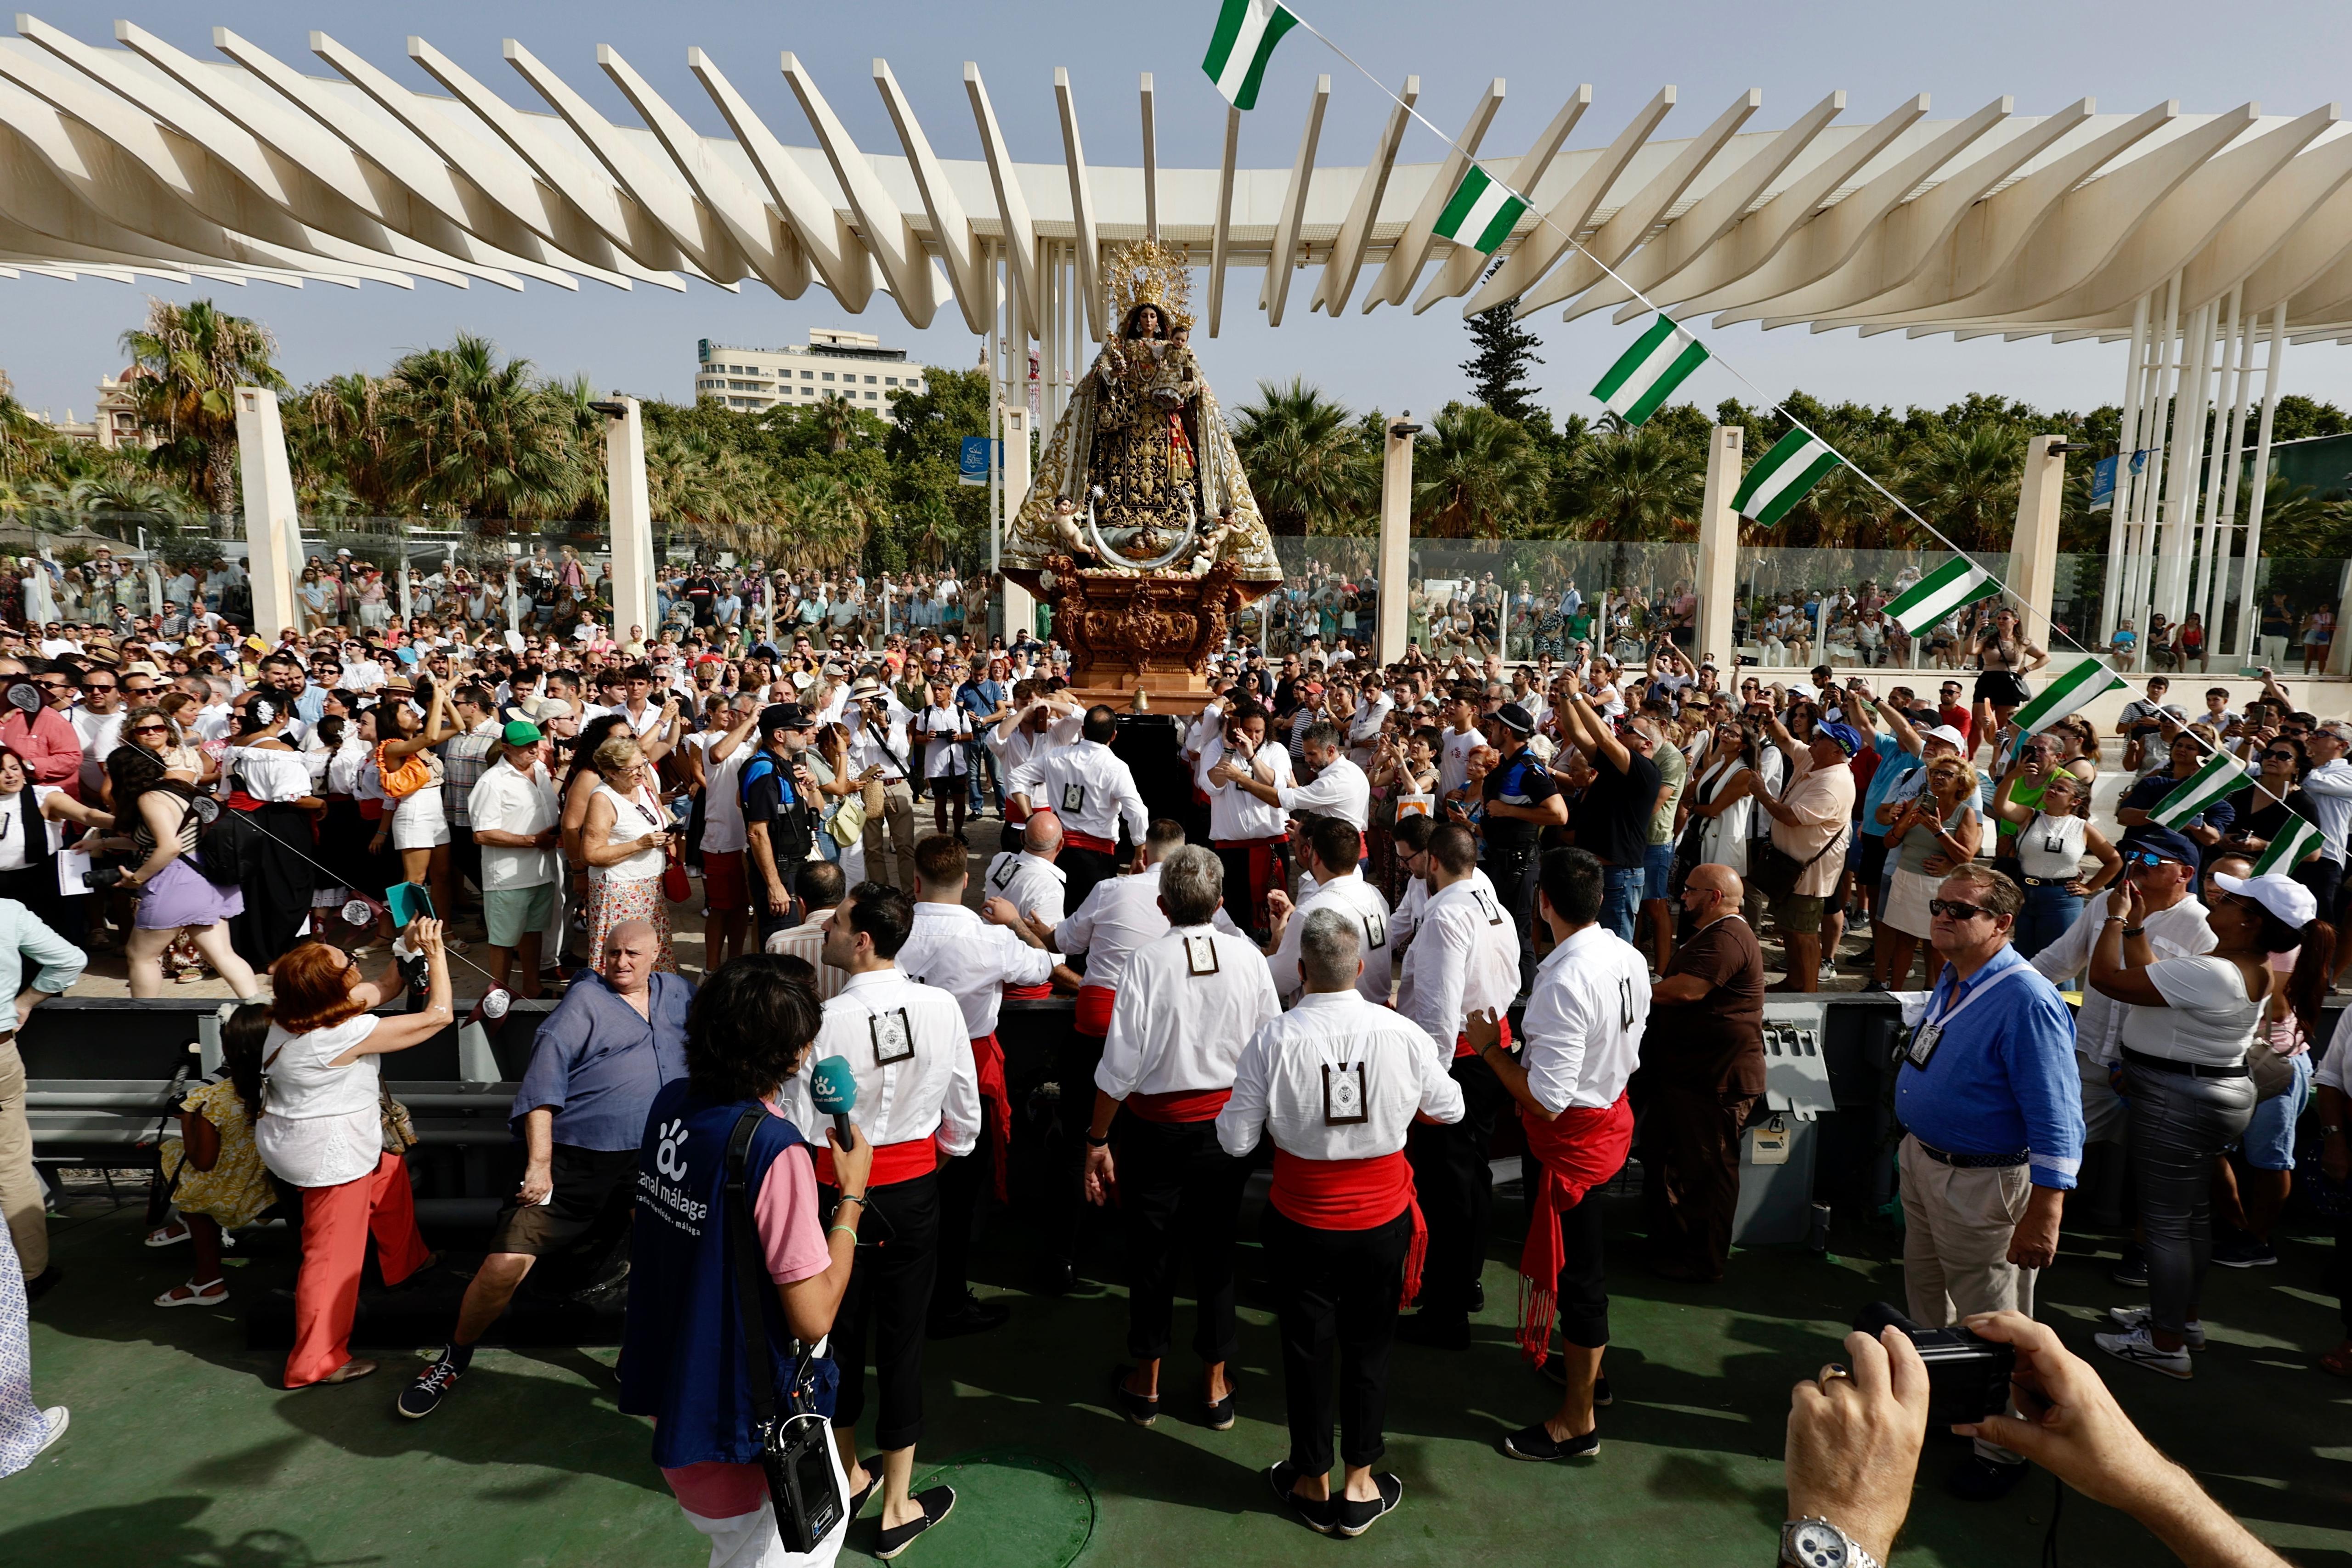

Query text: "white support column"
[1696, 426, 1744, 668]
[232, 386, 301, 640]
[2125, 274, 2182, 664]
[2207, 288, 2251, 649]
[2099, 292, 2148, 644]
[2240, 305, 2287, 665]
[2193, 286, 2241, 639]
[2012, 436, 2068, 650]
[605, 397, 657, 640]
[1000, 240, 1036, 640]
[1374, 415, 1417, 666]
[2155, 300, 2212, 627]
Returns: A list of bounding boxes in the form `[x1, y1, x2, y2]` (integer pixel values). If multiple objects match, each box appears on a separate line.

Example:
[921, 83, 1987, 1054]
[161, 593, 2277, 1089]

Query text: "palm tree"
[1553, 419, 1699, 541]
[1906, 423, 2024, 552]
[1231, 378, 1376, 536]
[812, 394, 859, 456]
[1793, 432, 1907, 549]
[289, 373, 400, 515]
[380, 333, 589, 529]
[119, 298, 286, 514]
[1413, 402, 1546, 538]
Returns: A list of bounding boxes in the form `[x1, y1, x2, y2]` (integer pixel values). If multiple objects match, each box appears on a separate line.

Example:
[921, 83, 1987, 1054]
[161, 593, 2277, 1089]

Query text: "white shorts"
[1884, 866, 1940, 940]
[391, 785, 451, 851]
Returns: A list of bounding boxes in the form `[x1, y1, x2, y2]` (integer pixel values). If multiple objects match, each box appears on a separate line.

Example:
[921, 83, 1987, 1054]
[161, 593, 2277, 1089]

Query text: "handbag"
[661, 852, 691, 906]
[829, 798, 868, 847]
[724, 1107, 845, 1553]
[375, 742, 433, 800]
[2248, 1045, 2298, 1103]
[379, 1084, 419, 1154]
[1747, 770, 1848, 902]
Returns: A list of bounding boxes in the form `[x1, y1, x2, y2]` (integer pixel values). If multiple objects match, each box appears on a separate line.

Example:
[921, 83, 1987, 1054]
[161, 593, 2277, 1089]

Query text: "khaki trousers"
[0, 1040, 43, 1279]
[1899, 1133, 2031, 1465]
[860, 781, 917, 893]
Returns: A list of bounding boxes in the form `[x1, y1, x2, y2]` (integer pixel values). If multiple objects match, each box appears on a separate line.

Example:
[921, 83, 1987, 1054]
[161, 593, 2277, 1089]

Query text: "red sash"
[1074, 984, 1116, 1038]
[1454, 1015, 1513, 1062]
[1269, 1149, 1429, 1308]
[814, 1136, 938, 1190]
[1065, 829, 1117, 855]
[1215, 835, 1288, 923]
[969, 1032, 1013, 1202]
[1515, 1093, 1634, 1366]
[1127, 1087, 1233, 1123]
[1003, 981, 1052, 1001]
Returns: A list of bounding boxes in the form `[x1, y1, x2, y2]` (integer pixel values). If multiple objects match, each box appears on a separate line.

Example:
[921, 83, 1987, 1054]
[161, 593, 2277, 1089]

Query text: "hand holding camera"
[1785, 1324, 1929, 1568]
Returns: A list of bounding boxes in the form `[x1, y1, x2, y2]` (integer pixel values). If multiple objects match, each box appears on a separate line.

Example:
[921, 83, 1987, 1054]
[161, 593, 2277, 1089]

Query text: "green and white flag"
[1885, 557, 2001, 637]
[2253, 813, 2323, 875]
[1591, 314, 1709, 426]
[2147, 749, 2246, 829]
[2008, 656, 2127, 738]
[1203, 0, 1299, 110]
[1434, 166, 1529, 255]
[1732, 429, 1842, 526]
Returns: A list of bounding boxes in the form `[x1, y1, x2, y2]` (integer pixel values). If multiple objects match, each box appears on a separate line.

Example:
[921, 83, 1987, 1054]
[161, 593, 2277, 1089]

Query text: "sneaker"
[397, 1355, 465, 1419]
[33, 1406, 67, 1457]
[1330, 1473, 1404, 1537]
[2211, 1234, 2278, 1269]
[2110, 1243, 2149, 1289]
[1502, 1421, 1600, 1461]
[873, 1484, 956, 1560]
[2094, 1324, 2194, 1380]
[2105, 1306, 2205, 1351]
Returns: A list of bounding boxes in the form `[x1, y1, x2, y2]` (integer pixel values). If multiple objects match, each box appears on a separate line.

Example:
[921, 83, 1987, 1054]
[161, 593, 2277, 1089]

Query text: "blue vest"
[619, 1080, 836, 1469]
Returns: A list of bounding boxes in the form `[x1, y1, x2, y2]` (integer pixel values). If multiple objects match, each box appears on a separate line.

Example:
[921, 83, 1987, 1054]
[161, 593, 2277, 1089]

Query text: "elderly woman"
[581, 735, 678, 974]
[2089, 873, 2332, 1379]
[255, 928, 450, 1387]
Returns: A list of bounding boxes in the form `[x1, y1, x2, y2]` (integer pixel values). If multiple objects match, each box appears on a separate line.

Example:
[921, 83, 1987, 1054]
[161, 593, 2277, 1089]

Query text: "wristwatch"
[1781, 1517, 1880, 1568]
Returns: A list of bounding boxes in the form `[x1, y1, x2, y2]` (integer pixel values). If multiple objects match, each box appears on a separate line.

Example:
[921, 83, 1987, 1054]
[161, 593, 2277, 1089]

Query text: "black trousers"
[1640, 1088, 1756, 1279]
[824, 1171, 939, 1451]
[232, 802, 317, 967]
[1551, 1183, 1611, 1350]
[1063, 845, 1119, 916]
[929, 1098, 998, 1317]
[1266, 1206, 1410, 1475]
[1043, 1029, 1107, 1270]
[1214, 841, 1291, 940]
[1483, 845, 1540, 990]
[1118, 1114, 1250, 1364]
[1404, 1052, 1510, 1323]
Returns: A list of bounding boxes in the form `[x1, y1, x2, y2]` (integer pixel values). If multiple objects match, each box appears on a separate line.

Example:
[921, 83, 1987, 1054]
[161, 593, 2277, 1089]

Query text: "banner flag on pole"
[1591, 315, 1710, 427]
[1433, 166, 1529, 255]
[1203, 0, 1299, 110]
[2252, 813, 2323, 875]
[2147, 750, 2247, 829]
[1731, 429, 1842, 526]
[2008, 657, 2127, 739]
[1885, 557, 2002, 636]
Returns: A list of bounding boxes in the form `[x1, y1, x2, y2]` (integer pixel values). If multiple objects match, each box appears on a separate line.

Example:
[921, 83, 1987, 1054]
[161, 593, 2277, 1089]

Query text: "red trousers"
[286, 1150, 432, 1387]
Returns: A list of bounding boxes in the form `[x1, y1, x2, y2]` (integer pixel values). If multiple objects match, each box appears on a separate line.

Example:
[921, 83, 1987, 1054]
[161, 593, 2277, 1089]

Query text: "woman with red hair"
[253, 922, 452, 1388]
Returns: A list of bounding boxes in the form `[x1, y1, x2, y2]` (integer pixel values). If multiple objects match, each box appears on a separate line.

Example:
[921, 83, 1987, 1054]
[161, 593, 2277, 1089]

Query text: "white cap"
[2211, 872, 2318, 932]
[1923, 724, 1970, 752]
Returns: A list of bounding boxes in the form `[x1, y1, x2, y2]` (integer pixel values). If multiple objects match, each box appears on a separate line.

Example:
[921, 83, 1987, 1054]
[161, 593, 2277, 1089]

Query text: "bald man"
[1636, 865, 1767, 1283]
[398, 920, 693, 1420]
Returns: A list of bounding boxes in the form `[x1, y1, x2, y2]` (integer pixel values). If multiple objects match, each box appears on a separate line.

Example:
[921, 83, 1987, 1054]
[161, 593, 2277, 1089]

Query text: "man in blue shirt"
[1895, 863, 2083, 1503]
[957, 656, 1009, 819]
[396, 920, 692, 1420]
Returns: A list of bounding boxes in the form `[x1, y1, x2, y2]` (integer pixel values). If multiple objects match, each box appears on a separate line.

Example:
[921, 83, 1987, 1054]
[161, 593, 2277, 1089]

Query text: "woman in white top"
[1680, 717, 1760, 877]
[2089, 872, 2331, 1377]
[686, 699, 758, 972]
[256, 923, 451, 1387]
[579, 734, 678, 974]
[224, 696, 326, 963]
[0, 744, 117, 943]
[1992, 767, 2120, 966]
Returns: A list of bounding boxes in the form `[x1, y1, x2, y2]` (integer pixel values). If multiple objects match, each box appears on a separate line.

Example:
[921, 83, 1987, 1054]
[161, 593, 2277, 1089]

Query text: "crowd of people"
[0, 581, 2339, 1567]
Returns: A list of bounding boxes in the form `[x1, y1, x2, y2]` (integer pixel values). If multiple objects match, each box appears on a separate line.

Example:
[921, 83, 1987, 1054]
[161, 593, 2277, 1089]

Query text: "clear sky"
[7, 0, 2352, 425]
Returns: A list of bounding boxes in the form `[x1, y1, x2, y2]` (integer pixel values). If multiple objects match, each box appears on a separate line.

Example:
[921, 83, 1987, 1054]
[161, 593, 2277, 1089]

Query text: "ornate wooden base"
[1018, 556, 1257, 715]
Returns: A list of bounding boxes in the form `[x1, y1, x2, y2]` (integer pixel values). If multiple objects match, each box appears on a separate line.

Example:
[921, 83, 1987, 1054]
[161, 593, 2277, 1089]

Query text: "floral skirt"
[585, 874, 676, 974]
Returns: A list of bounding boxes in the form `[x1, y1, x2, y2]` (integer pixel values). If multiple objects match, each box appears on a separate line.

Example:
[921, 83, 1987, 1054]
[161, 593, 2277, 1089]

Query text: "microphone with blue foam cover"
[810, 1055, 858, 1151]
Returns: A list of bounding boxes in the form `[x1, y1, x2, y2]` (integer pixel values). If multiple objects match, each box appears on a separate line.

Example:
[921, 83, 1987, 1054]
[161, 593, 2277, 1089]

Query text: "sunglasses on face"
[2122, 849, 2176, 869]
[131, 722, 169, 736]
[1927, 898, 1992, 921]
[2265, 749, 2298, 763]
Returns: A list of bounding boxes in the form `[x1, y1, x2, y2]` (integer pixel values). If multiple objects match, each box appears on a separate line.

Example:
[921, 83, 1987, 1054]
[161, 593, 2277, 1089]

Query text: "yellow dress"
[159, 1077, 277, 1229]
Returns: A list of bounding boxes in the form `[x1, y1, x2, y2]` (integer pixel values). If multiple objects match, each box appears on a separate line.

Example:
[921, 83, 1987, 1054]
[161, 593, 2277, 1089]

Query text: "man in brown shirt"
[1638, 863, 1766, 1281]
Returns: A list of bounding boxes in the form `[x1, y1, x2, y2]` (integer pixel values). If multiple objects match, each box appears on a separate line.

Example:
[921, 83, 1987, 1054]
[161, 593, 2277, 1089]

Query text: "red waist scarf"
[1515, 1093, 1633, 1366]
[1269, 1149, 1428, 1308]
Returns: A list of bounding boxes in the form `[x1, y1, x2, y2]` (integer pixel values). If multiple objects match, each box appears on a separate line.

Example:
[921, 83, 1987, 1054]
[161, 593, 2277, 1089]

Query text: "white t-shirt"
[2123, 955, 2262, 1069]
[695, 731, 750, 855]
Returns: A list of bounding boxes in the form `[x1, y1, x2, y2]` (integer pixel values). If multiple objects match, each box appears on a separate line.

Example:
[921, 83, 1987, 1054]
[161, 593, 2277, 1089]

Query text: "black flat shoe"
[1503, 1421, 1600, 1461]
[847, 1456, 884, 1518]
[874, 1484, 955, 1560]
[1110, 1365, 1159, 1426]
[1202, 1382, 1237, 1432]
[1330, 1473, 1404, 1537]
[1265, 1461, 1333, 1535]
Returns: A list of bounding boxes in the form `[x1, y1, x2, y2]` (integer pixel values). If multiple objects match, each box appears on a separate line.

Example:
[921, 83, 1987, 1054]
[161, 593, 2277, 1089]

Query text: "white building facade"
[694, 329, 932, 413]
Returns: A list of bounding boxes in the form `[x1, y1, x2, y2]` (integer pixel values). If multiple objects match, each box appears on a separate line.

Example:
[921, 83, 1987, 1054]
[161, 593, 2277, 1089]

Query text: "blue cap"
[1816, 721, 1866, 756]
[2120, 825, 2200, 866]
[810, 1055, 858, 1116]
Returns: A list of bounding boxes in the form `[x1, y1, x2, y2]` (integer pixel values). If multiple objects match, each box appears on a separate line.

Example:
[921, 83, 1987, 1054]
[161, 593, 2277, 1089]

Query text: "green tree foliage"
[119, 298, 286, 514]
[1412, 402, 1548, 538]
[379, 333, 590, 528]
[1459, 293, 1545, 425]
[1230, 377, 1379, 536]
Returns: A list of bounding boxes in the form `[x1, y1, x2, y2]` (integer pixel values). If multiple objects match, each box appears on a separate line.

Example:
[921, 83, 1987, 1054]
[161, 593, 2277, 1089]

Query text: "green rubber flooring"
[6, 1191, 2349, 1567]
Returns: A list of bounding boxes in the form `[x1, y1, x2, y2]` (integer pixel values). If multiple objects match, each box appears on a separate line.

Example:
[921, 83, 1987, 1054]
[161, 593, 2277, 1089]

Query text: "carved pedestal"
[1029, 556, 1253, 713]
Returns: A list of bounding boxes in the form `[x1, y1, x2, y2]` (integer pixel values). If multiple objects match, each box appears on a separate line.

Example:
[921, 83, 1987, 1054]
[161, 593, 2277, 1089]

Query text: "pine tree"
[1460, 274, 1544, 425]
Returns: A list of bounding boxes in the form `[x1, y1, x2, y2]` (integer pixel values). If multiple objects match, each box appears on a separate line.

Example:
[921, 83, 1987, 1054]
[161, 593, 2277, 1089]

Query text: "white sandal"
[154, 1279, 228, 1308]
[145, 1220, 191, 1248]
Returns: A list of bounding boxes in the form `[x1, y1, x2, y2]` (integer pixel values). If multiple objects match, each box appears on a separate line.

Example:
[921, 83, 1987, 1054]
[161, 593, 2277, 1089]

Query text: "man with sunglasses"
[0, 660, 83, 800]
[2294, 720, 2352, 930]
[69, 665, 125, 799]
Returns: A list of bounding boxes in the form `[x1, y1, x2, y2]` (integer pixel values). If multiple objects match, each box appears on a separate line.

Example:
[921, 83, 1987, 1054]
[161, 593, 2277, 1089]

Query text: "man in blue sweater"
[1895, 863, 2084, 1504]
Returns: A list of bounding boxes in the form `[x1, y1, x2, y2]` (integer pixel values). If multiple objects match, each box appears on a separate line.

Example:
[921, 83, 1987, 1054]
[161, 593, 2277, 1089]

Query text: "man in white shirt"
[1467, 847, 1647, 1462]
[983, 813, 1070, 993]
[1197, 701, 1296, 938]
[2296, 720, 2352, 926]
[1264, 816, 1394, 1005]
[1083, 848, 1279, 1430]
[1345, 683, 1394, 769]
[1006, 705, 1150, 912]
[1214, 721, 1371, 847]
[1217, 910, 1462, 1539]
[1393, 822, 1523, 1348]
[845, 677, 920, 892]
[780, 883, 978, 1554]
[987, 683, 1085, 850]
[466, 721, 561, 998]
[895, 834, 1052, 1338]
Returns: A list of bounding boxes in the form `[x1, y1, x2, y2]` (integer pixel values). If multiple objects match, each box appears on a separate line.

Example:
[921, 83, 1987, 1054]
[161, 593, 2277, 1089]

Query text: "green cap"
[502, 719, 543, 746]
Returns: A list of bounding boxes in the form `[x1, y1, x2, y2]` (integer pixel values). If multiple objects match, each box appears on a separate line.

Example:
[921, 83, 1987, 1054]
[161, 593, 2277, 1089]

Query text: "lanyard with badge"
[1904, 964, 2027, 1071]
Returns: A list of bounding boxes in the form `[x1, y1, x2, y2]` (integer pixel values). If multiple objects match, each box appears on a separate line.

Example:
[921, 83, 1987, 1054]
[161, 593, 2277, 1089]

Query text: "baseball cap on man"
[1492, 702, 1535, 736]
[1815, 721, 1865, 756]
[2118, 825, 2200, 866]
[501, 719, 543, 747]
[760, 703, 810, 734]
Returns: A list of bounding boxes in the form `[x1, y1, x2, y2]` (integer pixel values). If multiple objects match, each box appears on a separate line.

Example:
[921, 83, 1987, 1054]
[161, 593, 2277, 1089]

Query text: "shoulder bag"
[1746, 769, 1847, 903]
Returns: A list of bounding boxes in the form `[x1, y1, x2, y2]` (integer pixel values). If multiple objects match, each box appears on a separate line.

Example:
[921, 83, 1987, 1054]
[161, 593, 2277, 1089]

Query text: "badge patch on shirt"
[1184, 933, 1221, 976]
[1903, 1023, 1941, 1071]
[1470, 890, 1504, 925]
[989, 859, 1014, 890]
[870, 1008, 915, 1067]
[1362, 913, 1387, 950]
[1322, 1062, 1368, 1126]
[1060, 782, 1086, 814]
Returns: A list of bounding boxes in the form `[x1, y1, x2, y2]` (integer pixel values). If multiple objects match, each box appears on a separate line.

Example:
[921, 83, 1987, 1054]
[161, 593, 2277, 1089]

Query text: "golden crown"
[1104, 238, 1194, 333]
